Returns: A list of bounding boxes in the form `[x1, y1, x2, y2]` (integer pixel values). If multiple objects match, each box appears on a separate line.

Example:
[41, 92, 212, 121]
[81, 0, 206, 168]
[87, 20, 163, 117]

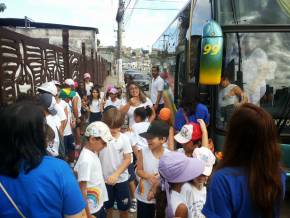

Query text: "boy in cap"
[74, 121, 113, 218]
[174, 119, 209, 157]
[135, 120, 170, 218]
[177, 120, 216, 218]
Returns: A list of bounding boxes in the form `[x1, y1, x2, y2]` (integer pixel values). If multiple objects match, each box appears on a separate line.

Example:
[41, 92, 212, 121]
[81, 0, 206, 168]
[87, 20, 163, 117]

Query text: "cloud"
[1, 0, 188, 48]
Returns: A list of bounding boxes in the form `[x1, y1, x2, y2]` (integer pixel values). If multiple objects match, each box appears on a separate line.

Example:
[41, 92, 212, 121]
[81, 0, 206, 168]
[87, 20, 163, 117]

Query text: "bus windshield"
[217, 0, 290, 25]
[217, 32, 290, 132]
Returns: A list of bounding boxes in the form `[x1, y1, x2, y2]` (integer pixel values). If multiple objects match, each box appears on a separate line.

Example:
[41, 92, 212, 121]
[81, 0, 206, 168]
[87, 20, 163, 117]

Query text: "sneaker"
[129, 199, 137, 213]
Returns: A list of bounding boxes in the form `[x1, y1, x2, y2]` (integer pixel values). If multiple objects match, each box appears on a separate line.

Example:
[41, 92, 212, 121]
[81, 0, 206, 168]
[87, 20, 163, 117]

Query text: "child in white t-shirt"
[135, 120, 170, 218]
[176, 119, 216, 218]
[74, 121, 113, 218]
[99, 108, 133, 217]
[131, 106, 153, 150]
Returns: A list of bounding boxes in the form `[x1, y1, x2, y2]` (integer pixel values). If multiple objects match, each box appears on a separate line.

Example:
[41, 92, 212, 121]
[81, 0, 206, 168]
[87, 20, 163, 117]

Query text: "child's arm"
[197, 119, 209, 148]
[175, 203, 189, 218]
[136, 150, 159, 185]
[79, 181, 92, 218]
[106, 153, 131, 185]
[167, 126, 175, 151]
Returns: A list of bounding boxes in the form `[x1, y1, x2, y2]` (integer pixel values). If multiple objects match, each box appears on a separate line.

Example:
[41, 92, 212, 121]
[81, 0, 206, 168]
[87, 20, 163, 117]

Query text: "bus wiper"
[230, 0, 243, 88]
[277, 92, 290, 134]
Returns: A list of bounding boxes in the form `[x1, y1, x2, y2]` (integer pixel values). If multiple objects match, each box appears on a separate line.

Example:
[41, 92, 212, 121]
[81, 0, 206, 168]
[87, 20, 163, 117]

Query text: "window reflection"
[217, 32, 290, 131]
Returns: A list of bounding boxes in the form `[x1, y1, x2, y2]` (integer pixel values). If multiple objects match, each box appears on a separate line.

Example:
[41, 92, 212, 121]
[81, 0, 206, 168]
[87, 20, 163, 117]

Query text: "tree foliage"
[0, 3, 6, 12]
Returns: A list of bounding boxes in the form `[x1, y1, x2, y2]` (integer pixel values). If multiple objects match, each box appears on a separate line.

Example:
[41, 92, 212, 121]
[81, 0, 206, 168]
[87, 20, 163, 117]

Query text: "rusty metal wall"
[0, 27, 110, 105]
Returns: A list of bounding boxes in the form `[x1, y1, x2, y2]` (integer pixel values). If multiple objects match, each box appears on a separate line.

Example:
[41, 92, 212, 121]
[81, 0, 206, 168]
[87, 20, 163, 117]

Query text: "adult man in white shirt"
[150, 65, 164, 114]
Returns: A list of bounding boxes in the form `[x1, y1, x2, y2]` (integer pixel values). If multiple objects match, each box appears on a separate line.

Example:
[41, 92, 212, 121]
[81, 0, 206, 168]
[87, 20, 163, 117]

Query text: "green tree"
[0, 3, 6, 12]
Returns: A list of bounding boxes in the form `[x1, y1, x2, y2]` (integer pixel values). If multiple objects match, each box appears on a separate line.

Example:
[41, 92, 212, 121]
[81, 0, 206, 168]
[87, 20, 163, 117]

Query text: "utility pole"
[116, 0, 125, 85]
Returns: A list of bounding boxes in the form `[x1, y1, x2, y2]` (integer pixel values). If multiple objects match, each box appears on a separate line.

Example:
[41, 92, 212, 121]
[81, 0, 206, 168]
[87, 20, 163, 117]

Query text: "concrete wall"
[8, 27, 96, 57]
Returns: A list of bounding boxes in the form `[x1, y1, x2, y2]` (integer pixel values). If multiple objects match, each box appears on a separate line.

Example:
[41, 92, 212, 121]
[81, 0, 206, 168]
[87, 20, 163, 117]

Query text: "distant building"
[0, 18, 98, 57]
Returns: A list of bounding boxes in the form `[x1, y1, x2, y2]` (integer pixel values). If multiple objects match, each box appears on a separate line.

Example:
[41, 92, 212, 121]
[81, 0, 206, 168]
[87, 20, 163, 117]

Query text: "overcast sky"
[0, 0, 188, 49]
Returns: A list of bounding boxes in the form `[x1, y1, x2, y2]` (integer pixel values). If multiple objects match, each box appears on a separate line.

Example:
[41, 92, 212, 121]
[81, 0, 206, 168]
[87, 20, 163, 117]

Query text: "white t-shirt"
[131, 122, 150, 150]
[99, 133, 133, 183]
[181, 183, 206, 218]
[151, 75, 164, 104]
[170, 190, 188, 217]
[46, 115, 60, 157]
[74, 148, 108, 214]
[127, 98, 153, 128]
[135, 146, 169, 204]
[55, 100, 67, 123]
[104, 98, 123, 109]
[90, 99, 101, 113]
[60, 100, 73, 136]
[85, 81, 94, 96]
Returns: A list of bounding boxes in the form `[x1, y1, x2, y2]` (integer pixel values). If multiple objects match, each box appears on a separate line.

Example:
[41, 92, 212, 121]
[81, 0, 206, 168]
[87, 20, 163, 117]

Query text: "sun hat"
[159, 107, 171, 121]
[64, 78, 75, 86]
[193, 147, 216, 176]
[174, 123, 202, 144]
[85, 121, 113, 143]
[158, 152, 205, 218]
[109, 87, 118, 94]
[53, 80, 61, 86]
[84, 73, 91, 79]
[37, 81, 58, 96]
[139, 120, 169, 139]
[38, 93, 57, 115]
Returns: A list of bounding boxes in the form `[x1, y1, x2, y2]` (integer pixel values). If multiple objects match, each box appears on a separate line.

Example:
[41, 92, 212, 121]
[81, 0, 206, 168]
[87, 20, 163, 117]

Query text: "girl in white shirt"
[156, 152, 205, 218]
[120, 82, 155, 128]
[88, 86, 103, 123]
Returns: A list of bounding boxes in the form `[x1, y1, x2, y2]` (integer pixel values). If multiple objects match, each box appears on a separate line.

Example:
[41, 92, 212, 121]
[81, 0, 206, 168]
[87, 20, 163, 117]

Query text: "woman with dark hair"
[202, 103, 286, 218]
[120, 81, 155, 127]
[87, 85, 103, 123]
[174, 83, 209, 131]
[0, 102, 86, 217]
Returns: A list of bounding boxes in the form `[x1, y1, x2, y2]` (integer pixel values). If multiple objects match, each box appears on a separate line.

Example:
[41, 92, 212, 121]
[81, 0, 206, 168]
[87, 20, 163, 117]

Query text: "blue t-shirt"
[0, 156, 86, 218]
[174, 103, 209, 131]
[202, 167, 286, 218]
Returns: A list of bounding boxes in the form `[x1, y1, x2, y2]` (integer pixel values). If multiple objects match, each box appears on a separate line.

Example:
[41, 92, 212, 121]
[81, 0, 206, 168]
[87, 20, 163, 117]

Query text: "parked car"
[130, 72, 150, 91]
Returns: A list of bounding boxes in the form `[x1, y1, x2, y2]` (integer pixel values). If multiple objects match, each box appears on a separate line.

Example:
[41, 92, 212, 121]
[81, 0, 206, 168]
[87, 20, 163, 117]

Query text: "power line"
[124, 0, 139, 27]
[126, 7, 179, 10]
[143, 0, 181, 2]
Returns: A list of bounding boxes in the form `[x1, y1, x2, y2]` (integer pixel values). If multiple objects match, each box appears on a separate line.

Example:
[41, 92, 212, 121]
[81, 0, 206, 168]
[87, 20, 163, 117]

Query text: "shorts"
[92, 206, 106, 218]
[128, 163, 136, 182]
[63, 134, 74, 152]
[89, 112, 102, 123]
[104, 181, 131, 211]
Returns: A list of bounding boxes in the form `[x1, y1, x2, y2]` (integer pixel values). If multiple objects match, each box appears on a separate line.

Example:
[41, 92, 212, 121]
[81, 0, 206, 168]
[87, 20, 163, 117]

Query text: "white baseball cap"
[37, 81, 58, 96]
[64, 78, 75, 86]
[193, 147, 216, 176]
[85, 121, 113, 144]
[174, 123, 202, 144]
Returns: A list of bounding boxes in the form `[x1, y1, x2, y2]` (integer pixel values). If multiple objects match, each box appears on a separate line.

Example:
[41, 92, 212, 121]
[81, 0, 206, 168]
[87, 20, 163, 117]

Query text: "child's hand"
[197, 119, 207, 132]
[148, 173, 159, 185]
[106, 173, 119, 185]
[147, 190, 155, 201]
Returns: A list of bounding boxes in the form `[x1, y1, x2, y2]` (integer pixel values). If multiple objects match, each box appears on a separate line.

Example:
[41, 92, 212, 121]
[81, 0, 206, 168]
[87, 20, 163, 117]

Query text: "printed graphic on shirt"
[87, 187, 101, 212]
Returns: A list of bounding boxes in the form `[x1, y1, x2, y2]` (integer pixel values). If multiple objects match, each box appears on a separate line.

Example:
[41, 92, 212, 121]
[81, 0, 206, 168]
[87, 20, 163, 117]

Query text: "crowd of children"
[31, 71, 217, 218]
